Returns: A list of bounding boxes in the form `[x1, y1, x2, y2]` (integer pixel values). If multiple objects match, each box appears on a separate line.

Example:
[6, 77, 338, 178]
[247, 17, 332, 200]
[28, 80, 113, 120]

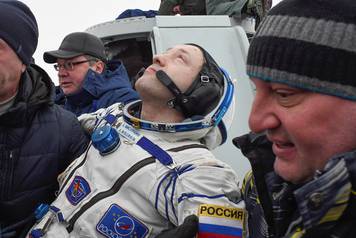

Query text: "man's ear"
[93, 61, 105, 74]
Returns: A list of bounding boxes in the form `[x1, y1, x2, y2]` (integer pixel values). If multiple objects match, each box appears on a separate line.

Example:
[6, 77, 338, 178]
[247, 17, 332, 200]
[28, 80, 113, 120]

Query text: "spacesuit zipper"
[66, 143, 207, 233]
[57, 142, 92, 195]
[66, 156, 156, 232]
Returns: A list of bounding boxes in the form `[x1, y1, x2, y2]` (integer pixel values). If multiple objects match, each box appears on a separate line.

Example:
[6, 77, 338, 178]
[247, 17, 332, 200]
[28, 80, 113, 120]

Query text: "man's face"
[57, 55, 92, 95]
[0, 39, 25, 102]
[249, 78, 356, 184]
[135, 44, 204, 102]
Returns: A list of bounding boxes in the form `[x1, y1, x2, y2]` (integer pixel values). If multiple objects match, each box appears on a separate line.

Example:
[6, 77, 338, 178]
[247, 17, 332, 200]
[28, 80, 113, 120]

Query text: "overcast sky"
[21, 0, 161, 83]
[22, 0, 281, 84]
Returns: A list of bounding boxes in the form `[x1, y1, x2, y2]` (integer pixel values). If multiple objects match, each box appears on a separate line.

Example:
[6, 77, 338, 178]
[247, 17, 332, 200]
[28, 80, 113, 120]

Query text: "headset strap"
[156, 70, 182, 97]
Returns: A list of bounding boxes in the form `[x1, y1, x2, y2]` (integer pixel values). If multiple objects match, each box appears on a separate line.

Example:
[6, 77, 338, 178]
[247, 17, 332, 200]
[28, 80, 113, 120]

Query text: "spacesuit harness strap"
[92, 111, 177, 167]
[116, 121, 175, 167]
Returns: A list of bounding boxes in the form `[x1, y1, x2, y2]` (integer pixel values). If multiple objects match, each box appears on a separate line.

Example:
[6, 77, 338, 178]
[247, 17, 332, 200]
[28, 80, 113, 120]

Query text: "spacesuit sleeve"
[153, 160, 246, 237]
[176, 163, 244, 220]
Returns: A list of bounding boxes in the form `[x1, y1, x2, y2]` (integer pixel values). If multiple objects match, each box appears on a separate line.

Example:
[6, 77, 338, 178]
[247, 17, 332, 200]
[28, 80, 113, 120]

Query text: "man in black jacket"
[235, 0, 356, 237]
[157, 0, 356, 237]
[0, 1, 89, 237]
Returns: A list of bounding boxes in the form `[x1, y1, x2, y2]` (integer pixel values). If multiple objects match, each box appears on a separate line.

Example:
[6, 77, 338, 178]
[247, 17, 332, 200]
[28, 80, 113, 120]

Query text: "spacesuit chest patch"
[65, 176, 91, 205]
[197, 204, 245, 238]
[96, 204, 149, 238]
[117, 122, 142, 143]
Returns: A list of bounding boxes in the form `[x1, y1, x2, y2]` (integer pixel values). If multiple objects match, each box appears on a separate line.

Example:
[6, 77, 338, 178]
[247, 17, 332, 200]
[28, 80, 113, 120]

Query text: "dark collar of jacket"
[233, 133, 356, 238]
[233, 133, 276, 236]
[61, 60, 131, 108]
[63, 69, 105, 108]
[0, 64, 54, 127]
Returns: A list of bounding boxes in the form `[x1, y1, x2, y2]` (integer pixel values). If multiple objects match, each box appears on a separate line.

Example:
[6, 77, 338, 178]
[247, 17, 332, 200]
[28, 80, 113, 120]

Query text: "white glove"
[78, 102, 124, 134]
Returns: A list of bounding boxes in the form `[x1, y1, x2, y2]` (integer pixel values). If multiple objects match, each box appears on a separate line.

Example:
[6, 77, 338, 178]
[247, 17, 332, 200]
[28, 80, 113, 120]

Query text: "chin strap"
[156, 70, 190, 111]
[156, 70, 182, 97]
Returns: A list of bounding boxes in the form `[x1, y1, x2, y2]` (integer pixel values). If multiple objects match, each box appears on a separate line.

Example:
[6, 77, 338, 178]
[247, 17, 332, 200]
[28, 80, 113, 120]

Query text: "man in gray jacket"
[158, 0, 271, 28]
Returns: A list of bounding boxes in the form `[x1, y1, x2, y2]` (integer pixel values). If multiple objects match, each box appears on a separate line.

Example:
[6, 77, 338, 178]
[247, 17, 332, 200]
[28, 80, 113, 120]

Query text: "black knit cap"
[247, 0, 356, 100]
[0, 0, 38, 65]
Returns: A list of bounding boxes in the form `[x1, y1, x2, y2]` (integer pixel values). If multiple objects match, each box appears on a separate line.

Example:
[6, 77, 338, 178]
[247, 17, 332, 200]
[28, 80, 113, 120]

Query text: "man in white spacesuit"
[29, 44, 244, 238]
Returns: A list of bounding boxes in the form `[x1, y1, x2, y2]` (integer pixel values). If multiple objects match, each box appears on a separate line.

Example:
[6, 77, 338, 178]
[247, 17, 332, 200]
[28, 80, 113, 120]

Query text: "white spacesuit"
[29, 47, 245, 238]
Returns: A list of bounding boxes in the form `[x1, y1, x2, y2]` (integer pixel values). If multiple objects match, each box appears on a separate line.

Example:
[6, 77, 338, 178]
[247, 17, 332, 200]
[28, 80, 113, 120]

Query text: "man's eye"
[177, 55, 185, 61]
[274, 90, 303, 107]
[276, 91, 292, 98]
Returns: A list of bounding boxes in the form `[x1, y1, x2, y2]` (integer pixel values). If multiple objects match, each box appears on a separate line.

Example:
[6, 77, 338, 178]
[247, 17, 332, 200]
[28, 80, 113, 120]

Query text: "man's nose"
[58, 67, 69, 77]
[248, 92, 280, 133]
[152, 54, 167, 67]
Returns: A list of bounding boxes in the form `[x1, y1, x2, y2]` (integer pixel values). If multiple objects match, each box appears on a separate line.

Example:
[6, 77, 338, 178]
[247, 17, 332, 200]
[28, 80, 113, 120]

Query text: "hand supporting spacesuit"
[78, 102, 124, 134]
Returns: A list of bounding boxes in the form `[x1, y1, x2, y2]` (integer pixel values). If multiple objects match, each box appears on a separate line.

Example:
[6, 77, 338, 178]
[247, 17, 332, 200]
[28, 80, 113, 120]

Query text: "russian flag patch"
[197, 204, 245, 238]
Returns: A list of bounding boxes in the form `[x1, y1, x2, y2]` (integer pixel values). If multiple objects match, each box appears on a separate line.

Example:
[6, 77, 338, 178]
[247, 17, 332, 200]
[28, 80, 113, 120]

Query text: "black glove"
[156, 215, 199, 238]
